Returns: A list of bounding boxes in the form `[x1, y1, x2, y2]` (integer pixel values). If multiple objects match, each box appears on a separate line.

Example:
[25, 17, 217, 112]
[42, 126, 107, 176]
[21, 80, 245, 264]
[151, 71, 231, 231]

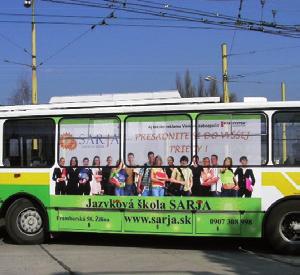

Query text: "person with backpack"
[170, 155, 193, 196]
[151, 155, 168, 197]
[137, 151, 155, 196]
[110, 160, 128, 196]
[124, 152, 138, 196]
[165, 156, 175, 196]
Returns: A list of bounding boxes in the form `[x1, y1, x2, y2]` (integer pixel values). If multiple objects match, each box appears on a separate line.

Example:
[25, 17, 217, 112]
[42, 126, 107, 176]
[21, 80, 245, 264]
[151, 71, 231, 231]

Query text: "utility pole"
[31, 0, 38, 104]
[24, 0, 38, 104]
[221, 43, 229, 103]
[281, 81, 287, 163]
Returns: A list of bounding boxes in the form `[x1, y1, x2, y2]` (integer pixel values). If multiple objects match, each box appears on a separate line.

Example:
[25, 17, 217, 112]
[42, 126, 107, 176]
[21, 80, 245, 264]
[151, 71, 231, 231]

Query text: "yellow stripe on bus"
[286, 172, 300, 186]
[0, 173, 50, 185]
[262, 172, 300, 196]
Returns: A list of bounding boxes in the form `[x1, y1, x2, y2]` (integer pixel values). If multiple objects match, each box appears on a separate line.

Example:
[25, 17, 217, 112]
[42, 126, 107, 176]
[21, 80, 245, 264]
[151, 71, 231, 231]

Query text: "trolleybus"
[0, 91, 299, 254]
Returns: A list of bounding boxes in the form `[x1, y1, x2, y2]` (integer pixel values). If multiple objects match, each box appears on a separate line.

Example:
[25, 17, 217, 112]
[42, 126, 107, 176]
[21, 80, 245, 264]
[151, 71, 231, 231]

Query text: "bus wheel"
[265, 200, 300, 254]
[5, 198, 45, 244]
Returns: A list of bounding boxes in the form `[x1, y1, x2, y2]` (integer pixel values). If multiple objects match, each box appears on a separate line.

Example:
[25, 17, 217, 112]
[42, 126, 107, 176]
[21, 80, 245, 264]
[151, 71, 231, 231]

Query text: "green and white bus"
[0, 91, 300, 253]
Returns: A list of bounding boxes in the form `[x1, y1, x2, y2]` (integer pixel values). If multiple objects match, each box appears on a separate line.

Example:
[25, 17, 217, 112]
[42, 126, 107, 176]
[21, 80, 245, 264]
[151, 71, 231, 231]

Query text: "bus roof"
[0, 91, 299, 118]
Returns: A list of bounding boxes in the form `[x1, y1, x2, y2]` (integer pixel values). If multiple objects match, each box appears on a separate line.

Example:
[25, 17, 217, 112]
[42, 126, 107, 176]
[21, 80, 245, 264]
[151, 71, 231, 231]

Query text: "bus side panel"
[48, 196, 264, 237]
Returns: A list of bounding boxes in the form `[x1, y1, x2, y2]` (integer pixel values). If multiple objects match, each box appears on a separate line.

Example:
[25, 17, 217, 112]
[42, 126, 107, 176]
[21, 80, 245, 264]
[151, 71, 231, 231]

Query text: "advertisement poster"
[53, 114, 263, 199]
[125, 115, 192, 165]
[59, 118, 120, 166]
[197, 114, 264, 165]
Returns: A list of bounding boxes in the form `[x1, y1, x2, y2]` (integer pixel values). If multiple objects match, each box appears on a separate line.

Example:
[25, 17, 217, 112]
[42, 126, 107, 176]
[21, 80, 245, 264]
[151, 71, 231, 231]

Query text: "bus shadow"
[0, 220, 274, 255]
[48, 234, 300, 275]
[49, 232, 273, 254]
[0, 219, 6, 241]
[52, 272, 215, 275]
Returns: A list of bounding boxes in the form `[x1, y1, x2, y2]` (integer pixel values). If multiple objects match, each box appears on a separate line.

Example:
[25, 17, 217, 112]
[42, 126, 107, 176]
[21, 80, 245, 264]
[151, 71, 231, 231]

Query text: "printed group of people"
[190, 155, 255, 198]
[52, 152, 255, 198]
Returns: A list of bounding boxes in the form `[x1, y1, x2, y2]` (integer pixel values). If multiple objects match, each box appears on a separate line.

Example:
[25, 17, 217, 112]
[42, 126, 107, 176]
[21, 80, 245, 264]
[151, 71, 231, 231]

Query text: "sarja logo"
[60, 132, 77, 150]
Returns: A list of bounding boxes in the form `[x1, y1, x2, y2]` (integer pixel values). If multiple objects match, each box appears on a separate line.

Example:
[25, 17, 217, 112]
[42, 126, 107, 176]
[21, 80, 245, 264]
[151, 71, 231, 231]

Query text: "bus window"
[197, 113, 268, 166]
[125, 114, 192, 166]
[59, 117, 120, 167]
[273, 111, 300, 166]
[3, 119, 55, 167]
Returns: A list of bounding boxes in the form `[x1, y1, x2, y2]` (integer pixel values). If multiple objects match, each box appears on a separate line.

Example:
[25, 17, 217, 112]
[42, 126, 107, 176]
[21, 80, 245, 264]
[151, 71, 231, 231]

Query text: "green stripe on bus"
[126, 115, 191, 123]
[198, 114, 262, 120]
[60, 118, 120, 125]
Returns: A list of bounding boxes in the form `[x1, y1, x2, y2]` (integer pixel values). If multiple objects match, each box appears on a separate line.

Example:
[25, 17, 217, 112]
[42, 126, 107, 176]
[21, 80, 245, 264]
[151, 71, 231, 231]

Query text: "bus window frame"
[57, 115, 121, 168]
[195, 111, 269, 167]
[272, 110, 300, 167]
[2, 117, 56, 169]
[124, 113, 193, 168]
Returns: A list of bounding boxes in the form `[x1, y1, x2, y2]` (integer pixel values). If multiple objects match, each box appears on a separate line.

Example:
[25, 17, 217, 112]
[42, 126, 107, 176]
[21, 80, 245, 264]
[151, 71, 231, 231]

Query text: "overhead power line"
[230, 64, 300, 79]
[229, 45, 300, 57]
[0, 32, 31, 56]
[0, 12, 181, 22]
[38, 10, 120, 67]
[37, 0, 300, 38]
[0, 19, 238, 31]
[2, 59, 32, 67]
[38, 28, 93, 67]
[229, 0, 244, 58]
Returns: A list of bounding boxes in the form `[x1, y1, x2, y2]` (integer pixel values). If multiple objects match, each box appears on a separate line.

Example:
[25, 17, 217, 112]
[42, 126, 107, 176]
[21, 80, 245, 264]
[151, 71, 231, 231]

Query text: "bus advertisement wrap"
[53, 114, 263, 199]
[49, 196, 263, 237]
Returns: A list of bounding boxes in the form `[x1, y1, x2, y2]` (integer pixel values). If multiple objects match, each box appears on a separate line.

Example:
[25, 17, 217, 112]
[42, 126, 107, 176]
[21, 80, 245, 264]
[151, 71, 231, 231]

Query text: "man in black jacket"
[78, 157, 93, 195]
[52, 157, 67, 195]
[234, 156, 255, 198]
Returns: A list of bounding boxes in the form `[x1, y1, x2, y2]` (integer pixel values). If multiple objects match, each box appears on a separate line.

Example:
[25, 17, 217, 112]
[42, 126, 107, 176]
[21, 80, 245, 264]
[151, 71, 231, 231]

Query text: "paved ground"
[0, 219, 299, 275]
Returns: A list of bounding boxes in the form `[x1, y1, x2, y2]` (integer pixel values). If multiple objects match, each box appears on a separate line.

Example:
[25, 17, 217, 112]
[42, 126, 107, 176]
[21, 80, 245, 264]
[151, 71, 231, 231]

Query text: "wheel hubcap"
[17, 208, 43, 235]
[279, 212, 300, 243]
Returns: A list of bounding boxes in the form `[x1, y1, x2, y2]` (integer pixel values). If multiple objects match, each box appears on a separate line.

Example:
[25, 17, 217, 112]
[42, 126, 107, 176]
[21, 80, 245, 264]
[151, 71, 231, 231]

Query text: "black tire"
[265, 200, 300, 254]
[5, 198, 46, 244]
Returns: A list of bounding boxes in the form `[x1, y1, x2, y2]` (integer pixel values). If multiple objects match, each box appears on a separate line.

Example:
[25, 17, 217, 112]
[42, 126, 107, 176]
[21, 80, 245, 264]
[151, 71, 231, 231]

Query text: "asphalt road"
[0, 219, 299, 275]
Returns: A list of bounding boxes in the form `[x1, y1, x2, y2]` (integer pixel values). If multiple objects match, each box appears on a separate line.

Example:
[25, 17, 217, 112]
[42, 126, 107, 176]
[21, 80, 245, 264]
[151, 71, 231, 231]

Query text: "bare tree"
[177, 70, 196, 98]
[229, 93, 238, 102]
[208, 78, 219, 97]
[198, 77, 207, 97]
[176, 73, 184, 97]
[176, 70, 238, 102]
[8, 77, 31, 105]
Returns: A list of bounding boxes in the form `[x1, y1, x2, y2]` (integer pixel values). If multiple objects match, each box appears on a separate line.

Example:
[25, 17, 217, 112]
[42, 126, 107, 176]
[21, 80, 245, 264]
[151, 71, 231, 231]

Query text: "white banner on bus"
[197, 115, 262, 165]
[59, 118, 120, 166]
[58, 115, 263, 166]
[125, 115, 192, 165]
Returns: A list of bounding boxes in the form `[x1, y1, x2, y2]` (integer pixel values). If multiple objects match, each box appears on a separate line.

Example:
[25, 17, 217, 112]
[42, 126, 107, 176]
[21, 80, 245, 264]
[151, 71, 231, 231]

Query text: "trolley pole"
[31, 0, 38, 104]
[281, 81, 287, 163]
[222, 43, 230, 103]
